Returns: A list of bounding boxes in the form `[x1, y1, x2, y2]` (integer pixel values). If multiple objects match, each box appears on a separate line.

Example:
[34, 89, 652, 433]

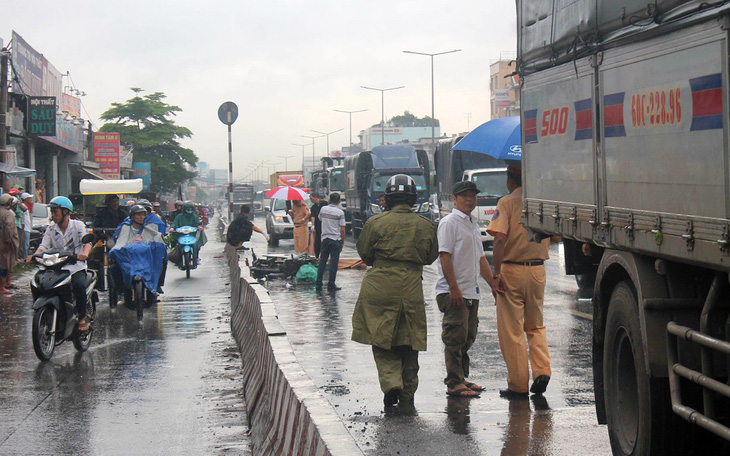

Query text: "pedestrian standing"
[288, 200, 310, 254]
[35, 178, 45, 204]
[436, 181, 495, 398]
[0, 194, 19, 294]
[315, 193, 346, 291]
[487, 165, 552, 399]
[351, 174, 438, 413]
[20, 193, 33, 260]
[309, 193, 327, 258]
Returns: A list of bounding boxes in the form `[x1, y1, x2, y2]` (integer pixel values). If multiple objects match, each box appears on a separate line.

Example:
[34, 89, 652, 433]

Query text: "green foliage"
[99, 88, 198, 194]
[379, 110, 440, 128]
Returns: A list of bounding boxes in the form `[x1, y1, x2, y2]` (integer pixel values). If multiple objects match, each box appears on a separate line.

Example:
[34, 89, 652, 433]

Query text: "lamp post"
[292, 143, 307, 170]
[333, 109, 368, 148]
[360, 85, 405, 146]
[301, 134, 324, 182]
[311, 128, 344, 157]
[278, 155, 293, 171]
[403, 49, 461, 148]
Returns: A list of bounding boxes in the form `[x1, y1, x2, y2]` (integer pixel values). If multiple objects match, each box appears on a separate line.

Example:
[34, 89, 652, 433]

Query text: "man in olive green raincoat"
[351, 174, 438, 412]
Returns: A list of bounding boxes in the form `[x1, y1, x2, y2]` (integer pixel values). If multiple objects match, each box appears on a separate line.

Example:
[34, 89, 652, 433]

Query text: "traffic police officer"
[351, 174, 438, 413]
[488, 165, 552, 398]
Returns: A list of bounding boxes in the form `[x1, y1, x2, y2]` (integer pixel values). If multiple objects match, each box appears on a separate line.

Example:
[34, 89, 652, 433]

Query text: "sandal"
[77, 319, 90, 332]
[446, 385, 480, 398]
[464, 382, 486, 392]
[5, 283, 18, 289]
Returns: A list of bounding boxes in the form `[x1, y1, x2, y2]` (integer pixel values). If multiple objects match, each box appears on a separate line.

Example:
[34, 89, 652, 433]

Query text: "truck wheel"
[604, 280, 675, 456]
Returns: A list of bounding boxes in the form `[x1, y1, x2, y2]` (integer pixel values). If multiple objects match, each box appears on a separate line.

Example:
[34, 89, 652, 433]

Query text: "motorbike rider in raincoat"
[171, 201, 207, 268]
[109, 205, 168, 302]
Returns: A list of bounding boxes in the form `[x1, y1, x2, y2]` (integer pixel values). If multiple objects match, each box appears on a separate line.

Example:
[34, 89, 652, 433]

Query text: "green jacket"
[351, 203, 438, 351]
[172, 211, 207, 247]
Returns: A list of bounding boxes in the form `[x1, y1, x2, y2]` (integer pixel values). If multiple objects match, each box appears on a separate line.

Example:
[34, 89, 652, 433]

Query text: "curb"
[226, 244, 362, 456]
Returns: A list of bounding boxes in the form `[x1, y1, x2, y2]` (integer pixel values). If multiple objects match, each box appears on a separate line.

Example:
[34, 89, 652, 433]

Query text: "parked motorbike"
[30, 240, 98, 361]
[175, 226, 199, 279]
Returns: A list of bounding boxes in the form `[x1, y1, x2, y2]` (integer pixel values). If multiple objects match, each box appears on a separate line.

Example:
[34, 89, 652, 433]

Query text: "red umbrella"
[265, 185, 309, 201]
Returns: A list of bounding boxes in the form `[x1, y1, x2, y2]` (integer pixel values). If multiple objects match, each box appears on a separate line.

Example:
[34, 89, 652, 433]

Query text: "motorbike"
[123, 274, 156, 322]
[30, 238, 98, 361]
[175, 226, 199, 279]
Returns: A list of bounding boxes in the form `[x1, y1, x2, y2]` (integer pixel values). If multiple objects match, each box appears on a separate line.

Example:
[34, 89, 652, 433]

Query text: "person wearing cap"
[487, 165, 553, 399]
[435, 180, 496, 398]
[152, 202, 168, 226]
[20, 193, 33, 259]
[93, 194, 128, 231]
[0, 194, 19, 294]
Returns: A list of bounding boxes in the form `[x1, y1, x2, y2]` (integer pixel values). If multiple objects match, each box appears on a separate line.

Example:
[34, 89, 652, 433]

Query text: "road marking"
[567, 309, 593, 321]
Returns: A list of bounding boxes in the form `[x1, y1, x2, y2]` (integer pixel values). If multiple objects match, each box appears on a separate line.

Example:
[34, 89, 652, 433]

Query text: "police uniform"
[351, 200, 438, 406]
[487, 186, 551, 395]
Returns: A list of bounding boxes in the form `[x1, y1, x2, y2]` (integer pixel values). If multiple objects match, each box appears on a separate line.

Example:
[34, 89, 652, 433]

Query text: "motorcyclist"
[135, 198, 166, 234]
[109, 205, 167, 303]
[27, 196, 93, 332]
[169, 200, 184, 223]
[152, 202, 168, 226]
[171, 201, 206, 268]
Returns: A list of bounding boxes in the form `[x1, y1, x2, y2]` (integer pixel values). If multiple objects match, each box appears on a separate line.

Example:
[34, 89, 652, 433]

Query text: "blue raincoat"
[109, 221, 168, 293]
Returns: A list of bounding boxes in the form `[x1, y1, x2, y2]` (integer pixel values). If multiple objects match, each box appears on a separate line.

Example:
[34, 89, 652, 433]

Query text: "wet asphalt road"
[253, 230, 610, 455]
[0, 223, 251, 455]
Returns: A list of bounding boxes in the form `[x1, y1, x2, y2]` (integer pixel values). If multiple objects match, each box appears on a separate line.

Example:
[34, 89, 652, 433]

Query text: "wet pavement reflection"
[0, 220, 250, 455]
[256, 235, 610, 455]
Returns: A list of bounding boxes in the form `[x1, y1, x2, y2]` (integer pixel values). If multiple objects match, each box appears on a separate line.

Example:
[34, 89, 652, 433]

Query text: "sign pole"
[218, 101, 239, 224]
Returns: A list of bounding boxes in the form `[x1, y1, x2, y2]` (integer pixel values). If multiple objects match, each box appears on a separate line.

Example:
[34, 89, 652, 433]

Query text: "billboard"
[93, 132, 120, 179]
[133, 162, 151, 190]
[61, 93, 81, 118]
[495, 89, 511, 108]
[11, 31, 62, 100]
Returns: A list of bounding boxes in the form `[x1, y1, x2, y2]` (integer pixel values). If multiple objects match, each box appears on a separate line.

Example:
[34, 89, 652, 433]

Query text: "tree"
[374, 110, 440, 128]
[99, 88, 198, 194]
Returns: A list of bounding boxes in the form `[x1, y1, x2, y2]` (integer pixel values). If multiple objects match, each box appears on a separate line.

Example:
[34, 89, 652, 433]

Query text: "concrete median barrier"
[225, 244, 362, 455]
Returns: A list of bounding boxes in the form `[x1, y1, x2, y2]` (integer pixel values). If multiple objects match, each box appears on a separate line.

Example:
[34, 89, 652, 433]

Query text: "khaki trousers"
[372, 345, 419, 401]
[437, 293, 479, 388]
[496, 263, 551, 393]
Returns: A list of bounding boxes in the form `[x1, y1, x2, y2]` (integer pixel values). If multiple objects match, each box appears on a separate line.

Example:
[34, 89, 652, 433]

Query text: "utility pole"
[361, 86, 404, 146]
[333, 109, 368, 148]
[0, 49, 8, 191]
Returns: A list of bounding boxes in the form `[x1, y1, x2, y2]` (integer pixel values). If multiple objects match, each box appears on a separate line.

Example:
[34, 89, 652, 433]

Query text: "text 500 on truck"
[517, 1, 730, 454]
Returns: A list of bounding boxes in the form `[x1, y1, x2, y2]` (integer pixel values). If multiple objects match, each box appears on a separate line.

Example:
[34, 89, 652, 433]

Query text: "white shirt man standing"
[315, 192, 346, 291]
[435, 181, 495, 398]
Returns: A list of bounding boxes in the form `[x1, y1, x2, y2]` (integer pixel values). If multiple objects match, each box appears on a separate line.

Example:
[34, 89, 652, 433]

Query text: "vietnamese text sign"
[61, 93, 81, 118]
[93, 132, 120, 179]
[133, 162, 151, 190]
[28, 96, 57, 136]
[495, 89, 511, 108]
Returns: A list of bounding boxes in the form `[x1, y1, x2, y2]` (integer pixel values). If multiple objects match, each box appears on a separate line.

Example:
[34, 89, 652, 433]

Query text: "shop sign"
[133, 162, 151, 190]
[28, 96, 56, 136]
[93, 132, 120, 179]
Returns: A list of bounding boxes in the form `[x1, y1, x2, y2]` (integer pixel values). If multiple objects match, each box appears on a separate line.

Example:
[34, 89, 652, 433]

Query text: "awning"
[69, 163, 107, 181]
[0, 162, 36, 178]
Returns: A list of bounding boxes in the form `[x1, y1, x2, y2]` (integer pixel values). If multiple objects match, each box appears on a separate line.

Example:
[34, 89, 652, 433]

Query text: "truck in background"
[517, 1, 730, 453]
[270, 171, 305, 189]
[311, 157, 351, 231]
[434, 136, 506, 248]
[231, 184, 255, 219]
[345, 144, 430, 239]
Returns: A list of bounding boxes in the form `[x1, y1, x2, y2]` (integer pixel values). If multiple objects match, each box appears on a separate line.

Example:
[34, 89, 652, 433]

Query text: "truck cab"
[462, 168, 508, 249]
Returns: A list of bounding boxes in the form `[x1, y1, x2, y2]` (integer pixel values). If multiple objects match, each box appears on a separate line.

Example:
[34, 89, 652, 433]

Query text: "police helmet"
[0, 193, 13, 206]
[49, 196, 74, 212]
[384, 174, 418, 207]
[129, 204, 147, 216]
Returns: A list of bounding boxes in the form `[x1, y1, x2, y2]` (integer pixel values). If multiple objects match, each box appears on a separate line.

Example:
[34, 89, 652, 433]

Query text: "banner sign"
[119, 145, 134, 168]
[495, 89, 511, 108]
[61, 93, 81, 118]
[11, 31, 62, 101]
[28, 96, 57, 136]
[133, 162, 151, 190]
[93, 132, 120, 179]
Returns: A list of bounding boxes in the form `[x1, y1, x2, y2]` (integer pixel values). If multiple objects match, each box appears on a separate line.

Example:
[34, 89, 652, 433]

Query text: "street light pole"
[292, 143, 307, 170]
[403, 49, 461, 149]
[361, 85, 405, 146]
[333, 109, 368, 148]
[311, 128, 344, 157]
[278, 155, 293, 171]
[301, 134, 324, 181]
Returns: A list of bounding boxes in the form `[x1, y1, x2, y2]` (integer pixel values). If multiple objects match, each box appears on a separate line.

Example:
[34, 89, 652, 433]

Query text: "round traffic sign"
[218, 102, 239, 125]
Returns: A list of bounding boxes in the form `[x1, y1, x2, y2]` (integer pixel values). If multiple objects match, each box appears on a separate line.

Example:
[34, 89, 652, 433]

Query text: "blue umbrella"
[451, 116, 521, 162]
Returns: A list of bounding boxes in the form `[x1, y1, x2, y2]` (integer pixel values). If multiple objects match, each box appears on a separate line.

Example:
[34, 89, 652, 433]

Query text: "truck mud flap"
[666, 274, 730, 441]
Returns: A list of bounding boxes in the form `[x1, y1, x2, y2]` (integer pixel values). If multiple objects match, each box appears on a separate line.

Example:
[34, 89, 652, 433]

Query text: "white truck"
[518, 1, 730, 454]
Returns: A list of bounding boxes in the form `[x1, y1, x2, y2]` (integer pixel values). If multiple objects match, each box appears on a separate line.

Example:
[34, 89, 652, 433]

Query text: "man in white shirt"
[315, 193, 346, 291]
[435, 181, 496, 397]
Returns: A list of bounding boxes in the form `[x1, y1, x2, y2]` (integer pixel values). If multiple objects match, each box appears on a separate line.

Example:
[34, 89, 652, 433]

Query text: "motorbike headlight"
[370, 204, 382, 214]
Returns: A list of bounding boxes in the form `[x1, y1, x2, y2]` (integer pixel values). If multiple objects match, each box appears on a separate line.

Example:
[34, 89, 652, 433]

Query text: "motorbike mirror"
[81, 233, 96, 244]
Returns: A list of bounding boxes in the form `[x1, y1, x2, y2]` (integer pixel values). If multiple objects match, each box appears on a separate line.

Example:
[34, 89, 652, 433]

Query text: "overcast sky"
[4, 0, 516, 178]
